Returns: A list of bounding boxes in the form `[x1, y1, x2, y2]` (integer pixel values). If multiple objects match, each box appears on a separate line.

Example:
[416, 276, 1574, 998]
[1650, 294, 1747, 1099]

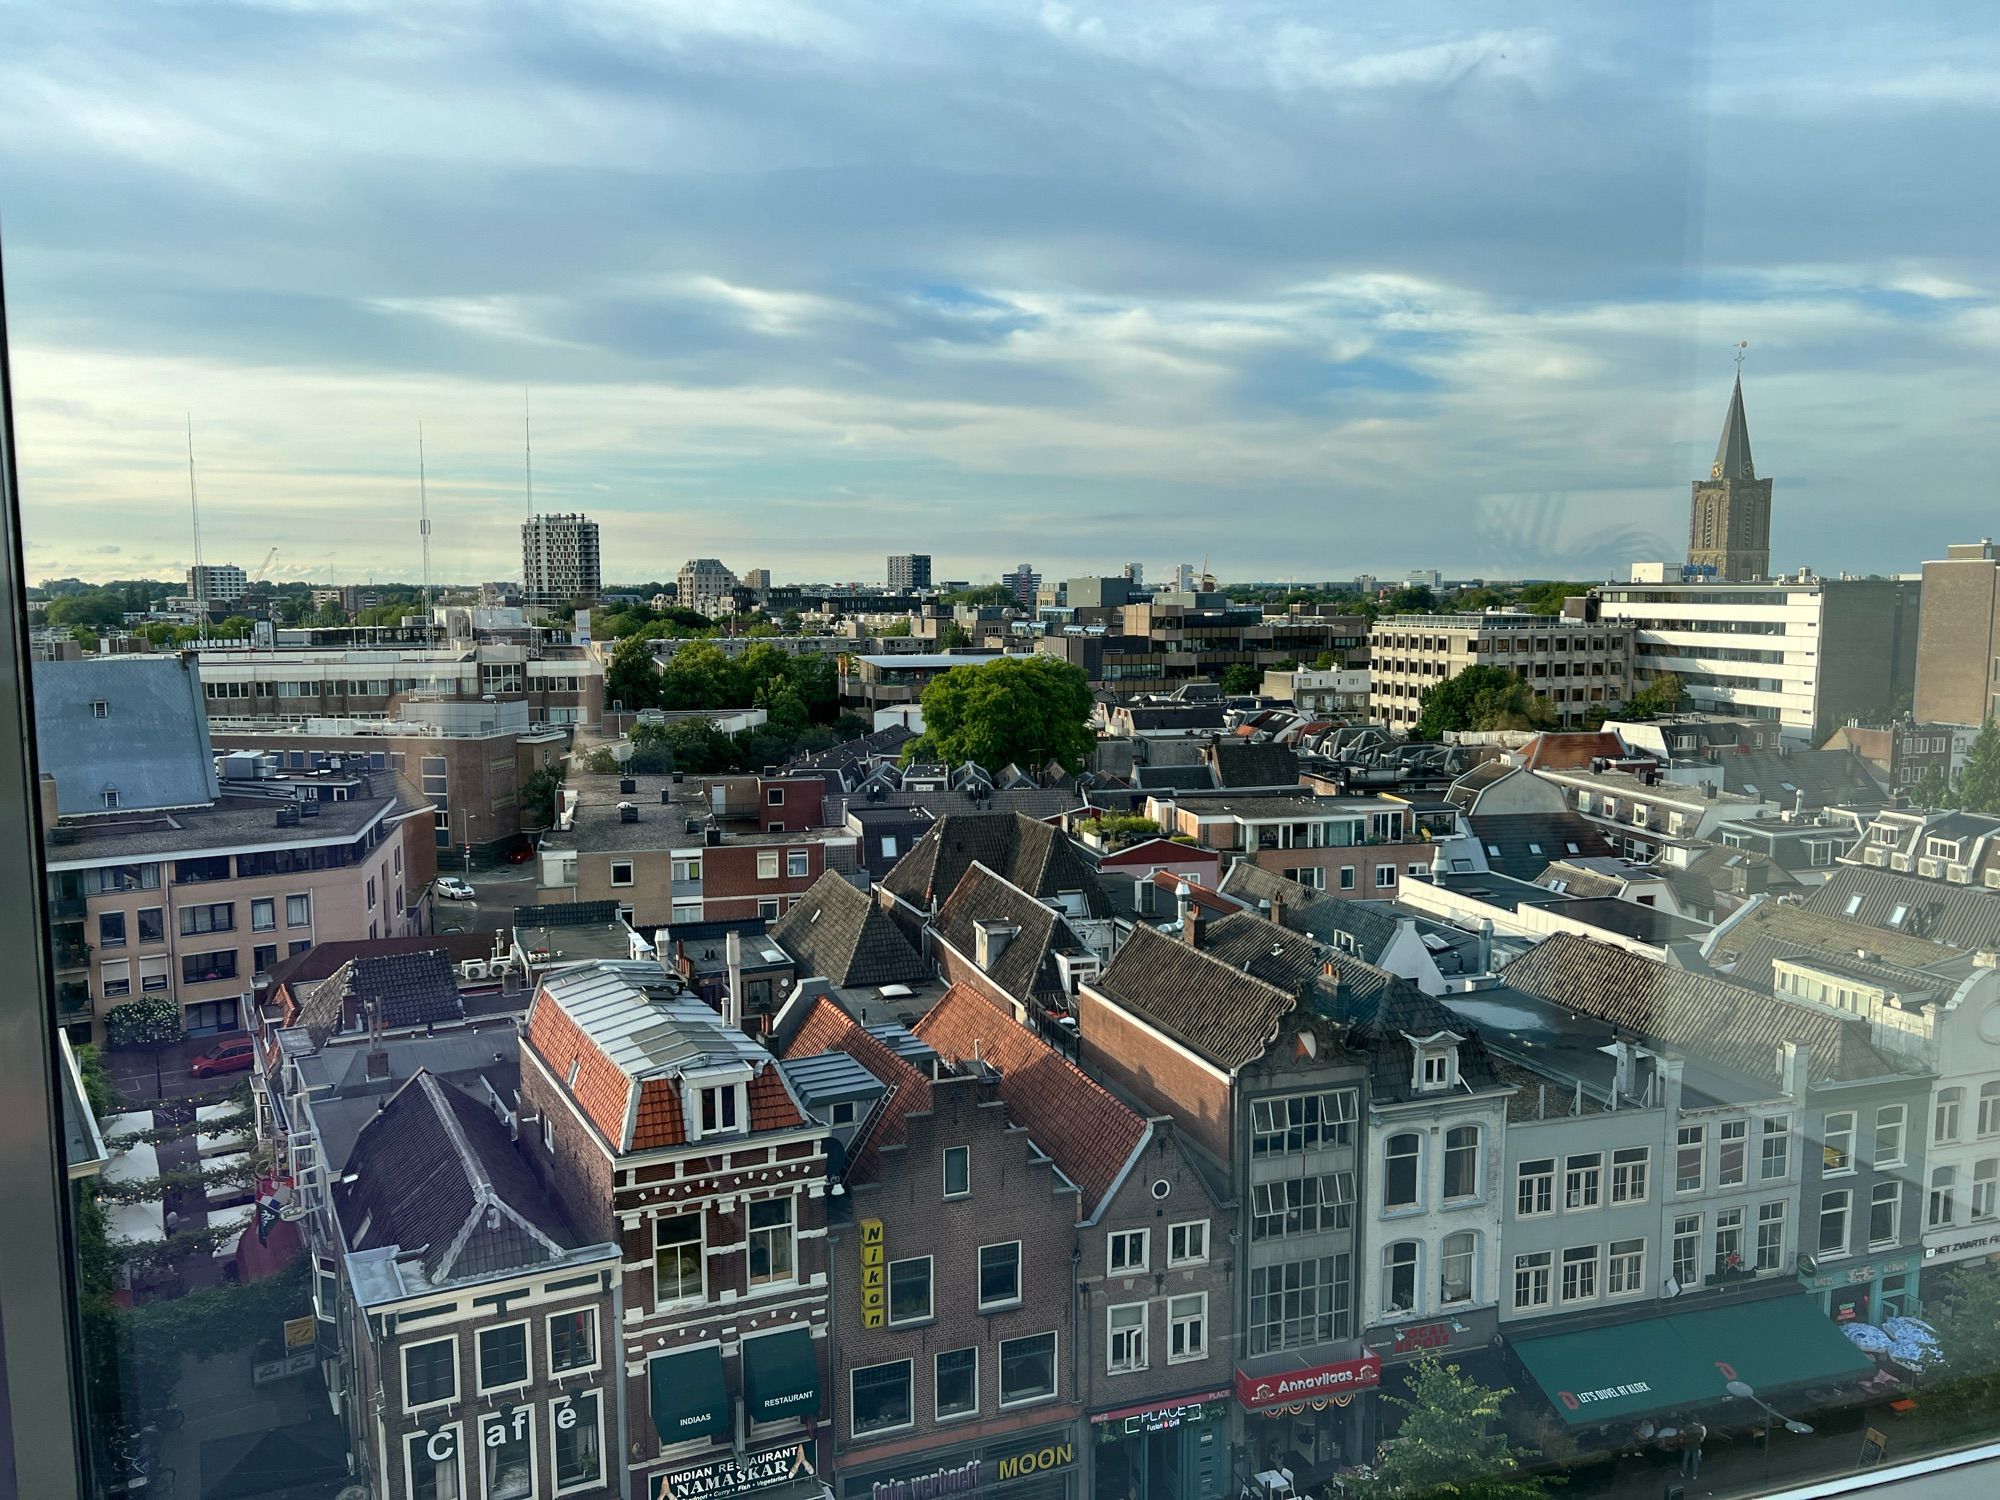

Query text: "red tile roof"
[1521, 731, 1628, 771]
[525, 996, 632, 1149]
[914, 982, 1146, 1218]
[748, 1070, 807, 1134]
[783, 995, 932, 1178]
[1149, 869, 1235, 915]
[632, 1080, 684, 1150]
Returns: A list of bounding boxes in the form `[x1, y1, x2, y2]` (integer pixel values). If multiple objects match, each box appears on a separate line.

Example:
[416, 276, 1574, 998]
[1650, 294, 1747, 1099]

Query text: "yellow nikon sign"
[860, 1218, 887, 1329]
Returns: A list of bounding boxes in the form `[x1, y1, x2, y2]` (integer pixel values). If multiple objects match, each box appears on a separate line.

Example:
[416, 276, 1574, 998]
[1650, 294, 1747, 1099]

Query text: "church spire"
[1710, 371, 1754, 481]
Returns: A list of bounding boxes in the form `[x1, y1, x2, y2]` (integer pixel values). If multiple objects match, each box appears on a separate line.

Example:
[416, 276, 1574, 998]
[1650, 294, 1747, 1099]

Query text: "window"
[1249, 1255, 1352, 1352]
[1383, 1241, 1419, 1313]
[552, 1391, 603, 1494]
[1819, 1190, 1852, 1257]
[407, 1427, 462, 1500]
[787, 850, 810, 878]
[1107, 1303, 1147, 1372]
[767, 786, 785, 805]
[1517, 1159, 1554, 1217]
[887, 1255, 932, 1324]
[478, 1323, 529, 1392]
[1513, 1251, 1552, 1310]
[548, 1309, 597, 1374]
[1440, 1231, 1476, 1303]
[609, 860, 633, 887]
[1755, 1201, 1787, 1272]
[654, 1213, 703, 1302]
[1982, 1082, 2000, 1137]
[99, 960, 130, 998]
[1610, 1147, 1650, 1204]
[1108, 1228, 1148, 1274]
[97, 910, 125, 948]
[136, 906, 164, 943]
[1974, 1160, 1999, 1220]
[1169, 1220, 1209, 1266]
[1875, 1104, 1907, 1167]
[1929, 1168, 1956, 1229]
[1675, 1125, 1705, 1192]
[178, 901, 234, 935]
[934, 1348, 977, 1421]
[757, 851, 780, 879]
[366, 876, 376, 909]
[1155, 1294, 1205, 1366]
[286, 892, 311, 927]
[1823, 1111, 1855, 1173]
[1937, 1087, 1964, 1144]
[1252, 1171, 1353, 1239]
[942, 1145, 970, 1198]
[1561, 1244, 1599, 1303]
[1761, 1116, 1791, 1180]
[850, 1360, 913, 1436]
[999, 1332, 1057, 1406]
[1250, 1089, 1356, 1154]
[1384, 1132, 1420, 1209]
[748, 1197, 795, 1285]
[144, 955, 173, 990]
[1375, 864, 1397, 888]
[979, 1241, 1021, 1309]
[403, 1337, 457, 1409]
[1443, 1126, 1480, 1199]
[180, 950, 238, 984]
[250, 897, 275, 932]
[1564, 1152, 1602, 1210]
[1718, 1120, 1747, 1186]
[1672, 1215, 1701, 1288]
[480, 1408, 534, 1500]
[698, 1085, 740, 1135]
[1714, 1207, 1745, 1274]
[1339, 866, 1356, 890]
[757, 897, 780, 919]
[1417, 1049, 1452, 1089]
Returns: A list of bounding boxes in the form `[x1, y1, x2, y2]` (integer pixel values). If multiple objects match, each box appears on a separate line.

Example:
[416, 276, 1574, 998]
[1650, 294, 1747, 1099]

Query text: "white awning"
[196, 1104, 253, 1157]
[204, 1151, 255, 1204]
[103, 1139, 160, 1187]
[106, 1200, 165, 1244]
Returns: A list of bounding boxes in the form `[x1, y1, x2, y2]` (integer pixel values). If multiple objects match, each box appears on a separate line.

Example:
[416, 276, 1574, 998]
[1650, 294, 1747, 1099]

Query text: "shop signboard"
[659, 1443, 817, 1500]
[1235, 1354, 1380, 1411]
[860, 1217, 887, 1329]
[1924, 1226, 2000, 1263]
[1797, 1251, 1920, 1294]
[1090, 1391, 1230, 1436]
[854, 1432, 1077, 1500]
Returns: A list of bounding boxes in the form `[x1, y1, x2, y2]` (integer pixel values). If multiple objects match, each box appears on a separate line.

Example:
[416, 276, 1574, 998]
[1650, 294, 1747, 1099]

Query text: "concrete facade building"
[679, 558, 742, 618]
[193, 641, 604, 730]
[521, 512, 602, 609]
[886, 554, 932, 593]
[187, 563, 249, 607]
[1367, 613, 1631, 731]
[1914, 540, 2000, 726]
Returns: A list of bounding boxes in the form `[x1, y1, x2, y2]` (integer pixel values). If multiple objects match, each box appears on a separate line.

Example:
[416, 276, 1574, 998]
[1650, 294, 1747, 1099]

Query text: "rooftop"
[883, 810, 1112, 917]
[771, 873, 930, 989]
[33, 655, 220, 816]
[44, 777, 413, 865]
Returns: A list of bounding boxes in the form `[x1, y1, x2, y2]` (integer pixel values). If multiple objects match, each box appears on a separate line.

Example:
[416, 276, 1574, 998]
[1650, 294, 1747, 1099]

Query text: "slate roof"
[337, 1071, 574, 1284]
[1335, 968, 1507, 1106]
[1718, 898, 1968, 992]
[514, 900, 623, 929]
[1467, 811, 1620, 879]
[784, 995, 932, 1179]
[1444, 762, 1516, 810]
[1133, 763, 1219, 792]
[770, 873, 929, 988]
[790, 723, 917, 776]
[930, 862, 1080, 1006]
[1656, 845, 1798, 916]
[1218, 862, 1398, 952]
[1211, 740, 1301, 789]
[268, 934, 491, 997]
[1712, 370, 1755, 482]
[1520, 732, 1628, 772]
[33, 656, 220, 815]
[296, 950, 466, 1047]
[1090, 923, 1302, 1071]
[913, 982, 1148, 1217]
[1805, 866, 2000, 949]
[1720, 750, 1887, 810]
[1119, 705, 1226, 731]
[1198, 910, 1324, 992]
[1501, 932, 1910, 1085]
[882, 811, 1113, 916]
[1534, 861, 1628, 900]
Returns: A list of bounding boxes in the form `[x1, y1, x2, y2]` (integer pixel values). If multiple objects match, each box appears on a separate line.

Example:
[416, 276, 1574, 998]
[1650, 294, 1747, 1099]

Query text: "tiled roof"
[1720, 749, 1887, 810]
[513, 900, 623, 929]
[1656, 845, 1798, 916]
[1534, 861, 1628, 900]
[1805, 867, 2000, 950]
[33, 656, 219, 815]
[770, 873, 929, 988]
[1520, 732, 1628, 772]
[269, 934, 490, 996]
[1717, 899, 1966, 991]
[1219, 863, 1398, 952]
[1444, 762, 1516, 809]
[914, 983, 1147, 1216]
[782, 995, 933, 1178]
[1501, 932, 1908, 1085]
[1211, 740, 1301, 789]
[337, 1071, 572, 1283]
[1467, 812, 1620, 879]
[295, 950, 466, 1047]
[1336, 966, 1506, 1105]
[931, 862, 1076, 1005]
[1133, 764, 1219, 791]
[882, 811, 1112, 916]
[1091, 923, 1301, 1071]
[1198, 910, 1324, 992]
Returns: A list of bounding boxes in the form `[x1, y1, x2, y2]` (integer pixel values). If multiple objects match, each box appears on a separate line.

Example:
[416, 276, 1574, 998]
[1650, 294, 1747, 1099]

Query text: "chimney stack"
[724, 929, 745, 1031]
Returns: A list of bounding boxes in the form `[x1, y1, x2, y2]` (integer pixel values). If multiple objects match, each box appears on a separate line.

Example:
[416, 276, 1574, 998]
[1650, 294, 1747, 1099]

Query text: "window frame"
[934, 1347, 979, 1423]
[1168, 1293, 1207, 1363]
[1874, 1104, 1907, 1168]
[1564, 1151, 1603, 1212]
[609, 860, 634, 888]
[1718, 1119, 1748, 1187]
[1106, 1302, 1148, 1374]
[1107, 1228, 1149, 1276]
[747, 1195, 796, 1287]
[1516, 1158, 1555, 1217]
[1382, 1239, 1420, 1315]
[1675, 1124, 1705, 1193]
[478, 1405, 537, 1500]
[551, 1389, 605, 1497]
[1560, 1243, 1600, 1304]
[849, 1358, 915, 1438]
[402, 1335, 460, 1414]
[1823, 1111, 1856, 1174]
[1610, 1146, 1650, 1204]
[653, 1211, 706, 1305]
[547, 1307, 599, 1377]
[1606, 1237, 1646, 1297]
[1168, 1219, 1209, 1267]
[942, 1145, 970, 1199]
[887, 1255, 934, 1327]
[476, 1320, 532, 1396]
[1513, 1250, 1553, 1311]
[1442, 1125, 1480, 1202]
[1383, 1132, 1422, 1211]
[1440, 1230, 1477, 1305]
[997, 1331, 1059, 1409]
[1819, 1189, 1853, 1258]
[404, 1422, 464, 1500]
[978, 1240, 1023, 1310]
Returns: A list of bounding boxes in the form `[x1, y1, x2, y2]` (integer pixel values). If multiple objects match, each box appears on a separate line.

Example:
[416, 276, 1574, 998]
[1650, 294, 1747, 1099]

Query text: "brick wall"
[1075, 985, 1233, 1163]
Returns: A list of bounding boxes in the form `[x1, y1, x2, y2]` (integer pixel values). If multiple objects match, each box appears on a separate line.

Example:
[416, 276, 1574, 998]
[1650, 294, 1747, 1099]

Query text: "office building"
[1914, 540, 2000, 726]
[521, 512, 602, 609]
[1368, 612, 1631, 730]
[186, 563, 248, 608]
[743, 567, 773, 593]
[886, 553, 931, 592]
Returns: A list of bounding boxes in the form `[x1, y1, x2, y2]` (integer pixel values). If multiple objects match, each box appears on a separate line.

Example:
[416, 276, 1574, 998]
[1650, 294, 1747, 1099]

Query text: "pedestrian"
[1680, 1417, 1708, 1479]
[165, 1207, 181, 1234]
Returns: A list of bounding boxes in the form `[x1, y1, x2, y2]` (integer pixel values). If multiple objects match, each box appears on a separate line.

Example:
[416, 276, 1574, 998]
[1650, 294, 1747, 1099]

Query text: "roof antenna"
[186, 416, 207, 647]
[418, 422, 434, 646]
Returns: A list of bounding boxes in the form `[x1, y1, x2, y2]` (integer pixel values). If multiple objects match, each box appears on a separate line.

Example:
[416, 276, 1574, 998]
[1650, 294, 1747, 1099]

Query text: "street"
[433, 860, 541, 947]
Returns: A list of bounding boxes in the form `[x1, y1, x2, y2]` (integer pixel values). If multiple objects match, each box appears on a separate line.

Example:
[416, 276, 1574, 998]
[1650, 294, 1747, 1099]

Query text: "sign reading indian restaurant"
[1235, 1354, 1380, 1411]
[658, 1443, 816, 1500]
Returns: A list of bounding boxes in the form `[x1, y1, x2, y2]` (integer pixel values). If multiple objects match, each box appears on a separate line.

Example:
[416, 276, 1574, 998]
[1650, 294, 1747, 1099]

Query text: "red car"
[189, 1037, 255, 1078]
[506, 841, 536, 864]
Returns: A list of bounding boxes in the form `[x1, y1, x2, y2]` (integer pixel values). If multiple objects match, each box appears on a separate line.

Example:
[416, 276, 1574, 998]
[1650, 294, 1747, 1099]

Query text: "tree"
[1387, 584, 1437, 613]
[217, 615, 256, 639]
[941, 583, 1015, 607]
[520, 766, 564, 828]
[1918, 1262, 2000, 1419]
[878, 619, 914, 638]
[1356, 1356, 1542, 1500]
[103, 998, 185, 1099]
[69, 625, 101, 651]
[1621, 671, 1684, 719]
[1412, 666, 1553, 740]
[664, 718, 738, 774]
[312, 599, 347, 627]
[1910, 765, 1958, 811]
[907, 657, 1095, 773]
[76, 1043, 117, 1118]
[605, 635, 663, 712]
[1960, 719, 2000, 815]
[139, 622, 178, 647]
[936, 621, 974, 650]
[1220, 663, 1263, 695]
[658, 640, 740, 710]
[1514, 580, 1596, 616]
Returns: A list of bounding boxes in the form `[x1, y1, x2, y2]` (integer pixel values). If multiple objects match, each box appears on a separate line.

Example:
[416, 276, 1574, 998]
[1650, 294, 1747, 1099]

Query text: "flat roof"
[45, 786, 405, 866]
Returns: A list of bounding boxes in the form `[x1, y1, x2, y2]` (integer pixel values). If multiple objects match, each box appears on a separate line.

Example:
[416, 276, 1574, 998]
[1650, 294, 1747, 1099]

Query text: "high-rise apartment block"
[521, 512, 602, 609]
[1914, 540, 2000, 726]
[1687, 374, 1773, 582]
[886, 553, 932, 592]
[186, 563, 247, 606]
[743, 567, 773, 593]
[1005, 562, 1040, 606]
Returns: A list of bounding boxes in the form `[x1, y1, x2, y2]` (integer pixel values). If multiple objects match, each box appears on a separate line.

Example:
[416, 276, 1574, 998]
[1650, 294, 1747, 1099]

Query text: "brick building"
[1145, 792, 1435, 899]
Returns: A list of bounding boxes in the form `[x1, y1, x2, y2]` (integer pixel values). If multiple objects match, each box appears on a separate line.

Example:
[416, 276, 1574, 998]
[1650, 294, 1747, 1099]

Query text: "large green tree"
[1220, 663, 1263, 695]
[1960, 719, 2000, 815]
[907, 656, 1096, 772]
[103, 997, 185, 1099]
[1915, 1263, 2000, 1419]
[1910, 765, 1958, 811]
[1357, 1357, 1543, 1500]
[1412, 666, 1555, 740]
[1621, 671, 1684, 719]
[605, 634, 663, 712]
[1387, 584, 1437, 613]
[658, 640, 741, 710]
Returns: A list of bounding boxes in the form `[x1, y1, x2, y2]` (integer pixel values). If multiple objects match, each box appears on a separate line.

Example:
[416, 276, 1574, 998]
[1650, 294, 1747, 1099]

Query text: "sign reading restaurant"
[1234, 1354, 1381, 1411]
[659, 1443, 816, 1499]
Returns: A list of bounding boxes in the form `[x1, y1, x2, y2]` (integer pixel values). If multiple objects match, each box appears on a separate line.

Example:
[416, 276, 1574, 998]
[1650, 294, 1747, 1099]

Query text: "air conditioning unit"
[1889, 853, 1914, 872]
[1863, 846, 1887, 866]
[1985, 868, 2000, 890]
[1917, 857, 1944, 878]
[1948, 863, 1972, 883]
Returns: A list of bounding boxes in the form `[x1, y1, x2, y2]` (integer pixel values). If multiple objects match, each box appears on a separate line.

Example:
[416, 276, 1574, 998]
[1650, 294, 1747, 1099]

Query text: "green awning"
[651, 1345, 730, 1445]
[1513, 1294, 1875, 1426]
[743, 1327, 820, 1424]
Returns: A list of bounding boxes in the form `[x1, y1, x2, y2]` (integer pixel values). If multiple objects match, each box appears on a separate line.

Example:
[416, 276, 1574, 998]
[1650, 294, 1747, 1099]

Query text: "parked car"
[436, 876, 476, 901]
[189, 1037, 255, 1078]
[505, 841, 536, 864]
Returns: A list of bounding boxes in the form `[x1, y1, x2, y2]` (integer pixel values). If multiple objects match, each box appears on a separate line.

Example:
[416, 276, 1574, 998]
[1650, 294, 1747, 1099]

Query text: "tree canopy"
[1960, 719, 2000, 815]
[1387, 584, 1437, 613]
[1356, 1357, 1542, 1500]
[906, 656, 1096, 772]
[1621, 671, 1684, 719]
[1220, 663, 1262, 695]
[1412, 665, 1556, 740]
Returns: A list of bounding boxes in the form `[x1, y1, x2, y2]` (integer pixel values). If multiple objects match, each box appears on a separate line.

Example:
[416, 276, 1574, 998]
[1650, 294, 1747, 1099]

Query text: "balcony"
[56, 983, 93, 1020]
[53, 938, 91, 972]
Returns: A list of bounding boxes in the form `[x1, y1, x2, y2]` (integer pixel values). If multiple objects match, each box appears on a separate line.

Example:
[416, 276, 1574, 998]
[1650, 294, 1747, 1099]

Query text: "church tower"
[1687, 373, 1773, 582]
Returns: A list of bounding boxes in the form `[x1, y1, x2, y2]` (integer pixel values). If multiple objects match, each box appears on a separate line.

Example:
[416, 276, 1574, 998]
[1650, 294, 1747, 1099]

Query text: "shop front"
[1362, 1310, 1502, 1451]
[1922, 1222, 2000, 1293]
[1234, 1352, 1380, 1492]
[838, 1422, 1082, 1500]
[649, 1329, 826, 1500]
[1796, 1250, 1922, 1326]
[1087, 1390, 1229, 1500]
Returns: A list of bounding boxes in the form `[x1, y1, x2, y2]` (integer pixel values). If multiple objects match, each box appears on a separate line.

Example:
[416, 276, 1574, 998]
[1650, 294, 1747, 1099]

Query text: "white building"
[677, 557, 740, 618]
[521, 512, 602, 609]
[1368, 612, 1631, 731]
[187, 563, 248, 607]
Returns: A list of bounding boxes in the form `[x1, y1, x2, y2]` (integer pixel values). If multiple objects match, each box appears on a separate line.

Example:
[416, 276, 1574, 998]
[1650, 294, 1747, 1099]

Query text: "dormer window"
[689, 1080, 748, 1140]
[1421, 1053, 1452, 1089]
[1407, 1030, 1463, 1093]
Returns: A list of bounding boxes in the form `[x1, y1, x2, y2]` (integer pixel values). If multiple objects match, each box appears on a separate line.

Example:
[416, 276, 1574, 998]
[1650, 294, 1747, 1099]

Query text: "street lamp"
[463, 812, 478, 879]
[1724, 1380, 1812, 1435]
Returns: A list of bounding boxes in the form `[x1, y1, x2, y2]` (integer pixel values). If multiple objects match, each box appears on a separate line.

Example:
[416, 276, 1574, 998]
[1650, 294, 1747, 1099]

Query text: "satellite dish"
[337, 1486, 372, 1500]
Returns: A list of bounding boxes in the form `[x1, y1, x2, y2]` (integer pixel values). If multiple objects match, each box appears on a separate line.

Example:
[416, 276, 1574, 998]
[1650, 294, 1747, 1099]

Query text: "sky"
[3, 1, 1997, 590]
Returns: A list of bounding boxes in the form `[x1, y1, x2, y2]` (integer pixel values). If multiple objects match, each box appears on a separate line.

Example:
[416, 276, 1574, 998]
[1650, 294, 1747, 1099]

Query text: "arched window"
[1443, 1125, 1480, 1200]
[1440, 1232, 1477, 1304]
[1384, 1241, 1419, 1314]
[1384, 1133, 1421, 1209]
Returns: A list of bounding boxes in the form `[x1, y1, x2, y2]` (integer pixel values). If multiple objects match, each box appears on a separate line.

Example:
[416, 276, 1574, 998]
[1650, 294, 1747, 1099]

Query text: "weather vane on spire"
[1733, 340, 1749, 371]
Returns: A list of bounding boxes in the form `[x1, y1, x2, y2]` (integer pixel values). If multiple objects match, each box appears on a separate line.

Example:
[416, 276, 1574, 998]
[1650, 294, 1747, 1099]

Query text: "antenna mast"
[419, 422, 434, 645]
[186, 416, 207, 647]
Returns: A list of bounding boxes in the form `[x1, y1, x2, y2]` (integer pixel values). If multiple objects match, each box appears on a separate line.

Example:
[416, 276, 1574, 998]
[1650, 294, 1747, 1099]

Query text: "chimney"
[1270, 892, 1286, 930]
[724, 929, 745, 1031]
[1476, 917, 1494, 976]
[1184, 904, 1207, 949]
[974, 920, 1018, 970]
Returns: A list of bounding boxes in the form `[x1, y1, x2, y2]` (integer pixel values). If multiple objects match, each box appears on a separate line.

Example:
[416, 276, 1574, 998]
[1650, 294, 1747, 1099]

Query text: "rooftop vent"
[661, 789, 671, 805]
[619, 803, 639, 824]
[620, 777, 637, 795]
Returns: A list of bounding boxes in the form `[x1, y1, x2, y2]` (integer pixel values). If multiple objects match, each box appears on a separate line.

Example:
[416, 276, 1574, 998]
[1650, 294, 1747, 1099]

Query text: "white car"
[436, 877, 476, 901]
